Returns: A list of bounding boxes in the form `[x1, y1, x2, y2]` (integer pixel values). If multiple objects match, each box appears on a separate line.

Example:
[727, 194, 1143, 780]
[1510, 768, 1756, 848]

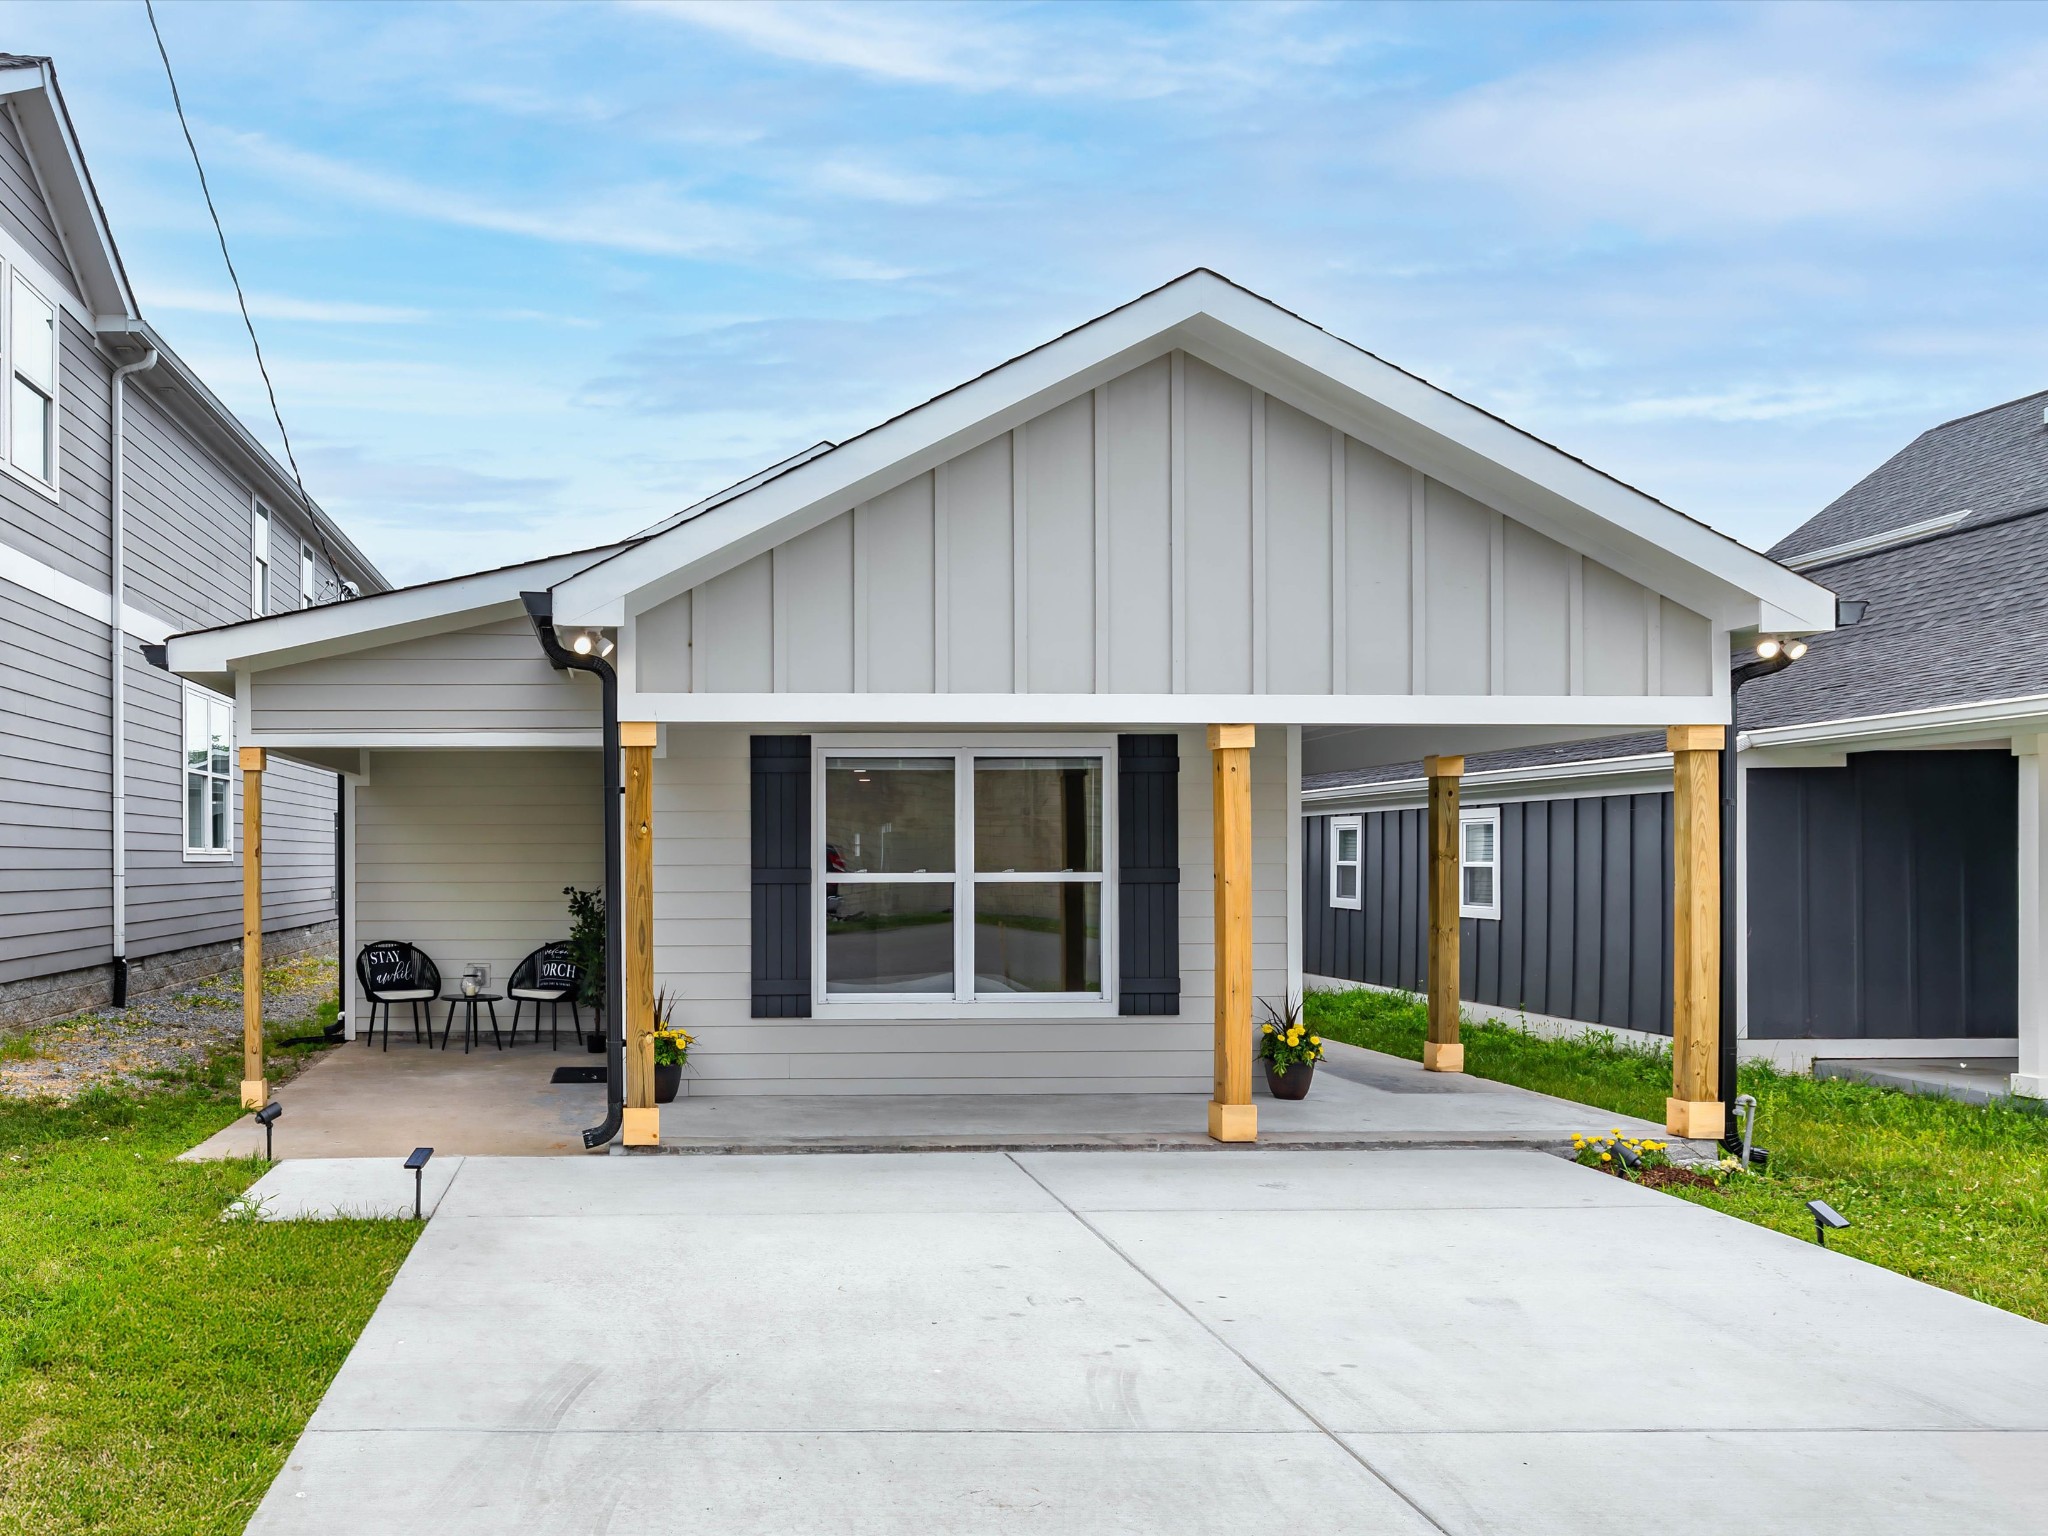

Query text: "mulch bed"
[1636, 1164, 1722, 1192]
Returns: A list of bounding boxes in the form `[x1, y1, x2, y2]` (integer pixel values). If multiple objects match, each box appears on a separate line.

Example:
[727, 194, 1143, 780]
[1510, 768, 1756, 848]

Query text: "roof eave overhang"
[548, 270, 1838, 637]
[0, 60, 135, 320]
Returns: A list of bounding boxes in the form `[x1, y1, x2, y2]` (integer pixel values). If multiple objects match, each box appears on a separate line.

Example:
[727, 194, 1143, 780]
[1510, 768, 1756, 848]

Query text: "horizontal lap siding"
[348, 750, 603, 1025]
[1305, 792, 1673, 1035]
[0, 107, 78, 296]
[652, 724, 1287, 1095]
[0, 314, 113, 590]
[1747, 752, 2016, 1040]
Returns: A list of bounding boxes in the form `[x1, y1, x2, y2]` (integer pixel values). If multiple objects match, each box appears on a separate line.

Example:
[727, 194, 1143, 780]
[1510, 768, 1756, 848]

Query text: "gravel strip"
[0, 956, 339, 1103]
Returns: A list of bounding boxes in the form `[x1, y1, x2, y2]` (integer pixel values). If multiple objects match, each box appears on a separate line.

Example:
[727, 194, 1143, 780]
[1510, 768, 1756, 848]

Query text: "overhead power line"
[143, 0, 341, 595]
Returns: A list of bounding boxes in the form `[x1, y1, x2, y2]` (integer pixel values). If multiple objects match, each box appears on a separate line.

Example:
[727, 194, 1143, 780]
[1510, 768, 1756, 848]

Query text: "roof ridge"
[1924, 385, 2048, 433]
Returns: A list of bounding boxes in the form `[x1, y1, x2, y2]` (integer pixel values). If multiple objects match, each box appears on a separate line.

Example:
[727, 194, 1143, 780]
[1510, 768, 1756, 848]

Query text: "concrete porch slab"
[228, 1155, 466, 1220]
[1816, 1056, 2035, 1110]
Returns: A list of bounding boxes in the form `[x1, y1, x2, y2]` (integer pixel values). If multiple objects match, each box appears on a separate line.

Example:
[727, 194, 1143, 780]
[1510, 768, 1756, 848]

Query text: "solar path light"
[1807, 1199, 1850, 1247]
[405, 1146, 434, 1221]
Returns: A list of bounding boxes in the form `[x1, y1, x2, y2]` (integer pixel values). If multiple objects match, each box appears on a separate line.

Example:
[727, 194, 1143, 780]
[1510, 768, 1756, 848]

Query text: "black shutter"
[751, 735, 812, 1018]
[1118, 733, 1180, 1015]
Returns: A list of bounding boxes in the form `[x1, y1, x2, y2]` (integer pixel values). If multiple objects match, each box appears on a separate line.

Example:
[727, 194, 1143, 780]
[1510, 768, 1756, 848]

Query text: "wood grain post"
[239, 746, 266, 1110]
[1424, 754, 1465, 1072]
[1207, 724, 1257, 1143]
[1667, 725, 1724, 1137]
[621, 722, 660, 1147]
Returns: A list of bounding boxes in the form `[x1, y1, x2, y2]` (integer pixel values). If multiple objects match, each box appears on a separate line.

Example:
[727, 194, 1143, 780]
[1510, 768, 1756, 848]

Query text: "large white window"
[183, 686, 234, 859]
[9, 273, 55, 486]
[251, 502, 272, 616]
[816, 740, 1113, 1010]
[300, 541, 317, 608]
[1459, 806, 1501, 920]
[1328, 814, 1362, 909]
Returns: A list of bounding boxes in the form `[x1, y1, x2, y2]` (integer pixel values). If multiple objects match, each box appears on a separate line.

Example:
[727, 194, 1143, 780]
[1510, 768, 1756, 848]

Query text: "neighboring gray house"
[0, 56, 385, 1026]
[1302, 387, 2048, 1101]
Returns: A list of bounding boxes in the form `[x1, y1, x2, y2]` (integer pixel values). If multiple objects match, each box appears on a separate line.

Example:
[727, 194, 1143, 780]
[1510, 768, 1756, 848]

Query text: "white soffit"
[550, 271, 1836, 634]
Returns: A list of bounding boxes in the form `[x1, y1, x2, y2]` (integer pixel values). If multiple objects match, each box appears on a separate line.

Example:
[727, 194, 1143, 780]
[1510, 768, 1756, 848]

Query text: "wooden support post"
[1668, 725, 1724, 1137]
[1208, 724, 1257, 1143]
[1424, 754, 1465, 1072]
[621, 722, 660, 1147]
[239, 746, 266, 1109]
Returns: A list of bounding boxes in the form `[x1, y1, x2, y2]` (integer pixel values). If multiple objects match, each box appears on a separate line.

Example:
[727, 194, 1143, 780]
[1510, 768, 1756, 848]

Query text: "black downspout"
[522, 591, 624, 1150]
[1720, 651, 1795, 1146]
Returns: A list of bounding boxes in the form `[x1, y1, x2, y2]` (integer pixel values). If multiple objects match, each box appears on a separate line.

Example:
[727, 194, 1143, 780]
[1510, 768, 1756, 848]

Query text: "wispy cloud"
[142, 283, 428, 325]
[220, 129, 798, 258]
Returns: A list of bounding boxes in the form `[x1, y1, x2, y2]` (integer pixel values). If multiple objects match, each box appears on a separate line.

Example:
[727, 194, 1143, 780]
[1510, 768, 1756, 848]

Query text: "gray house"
[0, 56, 385, 1026]
[165, 271, 1833, 1143]
[1302, 387, 2048, 1102]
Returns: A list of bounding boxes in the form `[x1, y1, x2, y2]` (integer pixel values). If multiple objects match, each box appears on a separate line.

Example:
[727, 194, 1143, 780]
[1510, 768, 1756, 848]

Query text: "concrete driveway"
[248, 1149, 2048, 1535]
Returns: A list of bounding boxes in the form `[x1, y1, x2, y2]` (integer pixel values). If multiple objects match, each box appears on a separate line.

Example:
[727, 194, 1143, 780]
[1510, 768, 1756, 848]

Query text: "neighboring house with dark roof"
[0, 57, 386, 1026]
[1303, 388, 2048, 1101]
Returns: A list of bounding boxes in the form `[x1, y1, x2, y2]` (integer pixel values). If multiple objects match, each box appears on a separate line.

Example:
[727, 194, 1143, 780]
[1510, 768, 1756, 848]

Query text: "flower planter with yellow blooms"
[1256, 997, 1323, 1101]
[651, 995, 694, 1105]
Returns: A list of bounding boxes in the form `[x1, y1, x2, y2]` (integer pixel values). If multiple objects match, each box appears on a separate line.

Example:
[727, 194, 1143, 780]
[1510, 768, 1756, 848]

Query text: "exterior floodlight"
[1806, 1198, 1850, 1246]
[404, 1146, 435, 1220]
[253, 1100, 281, 1161]
[1755, 637, 1782, 660]
[598, 637, 616, 659]
[1784, 639, 1808, 661]
[571, 631, 595, 656]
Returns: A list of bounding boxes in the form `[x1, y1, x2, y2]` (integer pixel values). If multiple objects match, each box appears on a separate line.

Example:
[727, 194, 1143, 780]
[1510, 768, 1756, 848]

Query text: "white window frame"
[251, 501, 272, 617]
[181, 683, 235, 862]
[300, 541, 317, 608]
[3, 268, 59, 497]
[1458, 805, 1502, 920]
[810, 733, 1118, 1019]
[1328, 813, 1362, 909]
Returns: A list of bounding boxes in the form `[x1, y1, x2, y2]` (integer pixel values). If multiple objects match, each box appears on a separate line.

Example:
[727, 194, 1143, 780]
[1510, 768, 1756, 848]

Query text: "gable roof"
[550, 270, 1833, 635]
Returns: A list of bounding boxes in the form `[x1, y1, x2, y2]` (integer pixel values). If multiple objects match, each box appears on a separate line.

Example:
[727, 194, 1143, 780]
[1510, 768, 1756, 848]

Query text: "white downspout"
[109, 345, 160, 1007]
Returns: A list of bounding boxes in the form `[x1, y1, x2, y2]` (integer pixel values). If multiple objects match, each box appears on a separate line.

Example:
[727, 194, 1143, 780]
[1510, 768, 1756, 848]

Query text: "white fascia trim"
[1303, 751, 1676, 814]
[245, 730, 600, 750]
[0, 534, 174, 642]
[1782, 511, 1969, 571]
[551, 272, 1835, 633]
[0, 64, 135, 319]
[1739, 692, 2048, 754]
[165, 546, 619, 675]
[619, 692, 1725, 728]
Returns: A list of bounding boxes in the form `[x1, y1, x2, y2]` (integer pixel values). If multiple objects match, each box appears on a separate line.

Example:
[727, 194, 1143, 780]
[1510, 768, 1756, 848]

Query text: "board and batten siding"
[249, 616, 598, 736]
[348, 749, 603, 1024]
[632, 353, 1717, 702]
[1304, 794, 1675, 1036]
[641, 723, 1292, 1095]
[1747, 751, 2017, 1040]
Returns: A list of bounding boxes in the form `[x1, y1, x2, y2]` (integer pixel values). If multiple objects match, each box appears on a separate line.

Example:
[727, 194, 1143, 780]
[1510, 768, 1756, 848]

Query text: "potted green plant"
[651, 986, 692, 1104]
[1257, 996, 1323, 1099]
[563, 885, 606, 1054]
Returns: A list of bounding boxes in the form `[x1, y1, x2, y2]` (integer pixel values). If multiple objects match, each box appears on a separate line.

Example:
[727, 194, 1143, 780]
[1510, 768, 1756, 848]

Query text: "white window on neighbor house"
[183, 685, 235, 860]
[1329, 814, 1362, 909]
[8, 273, 56, 487]
[1459, 806, 1501, 920]
[300, 541, 317, 607]
[816, 741, 1113, 1009]
[251, 502, 271, 616]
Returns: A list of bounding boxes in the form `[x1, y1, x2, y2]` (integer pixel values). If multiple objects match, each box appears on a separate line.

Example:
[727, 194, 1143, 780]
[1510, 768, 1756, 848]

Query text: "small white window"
[183, 686, 235, 859]
[251, 503, 271, 616]
[300, 542, 317, 608]
[9, 274, 56, 486]
[1459, 806, 1501, 920]
[1329, 815, 1362, 909]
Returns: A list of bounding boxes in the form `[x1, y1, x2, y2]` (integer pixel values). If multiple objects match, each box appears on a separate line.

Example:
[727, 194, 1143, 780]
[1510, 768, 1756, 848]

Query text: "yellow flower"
[1263, 1024, 1275, 1034]
[1309, 1035, 1321, 1045]
[1599, 1152, 1611, 1162]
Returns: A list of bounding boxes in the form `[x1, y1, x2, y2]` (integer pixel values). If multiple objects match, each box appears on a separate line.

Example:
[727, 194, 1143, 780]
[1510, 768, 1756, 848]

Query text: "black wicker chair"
[507, 941, 583, 1049]
[355, 941, 441, 1051]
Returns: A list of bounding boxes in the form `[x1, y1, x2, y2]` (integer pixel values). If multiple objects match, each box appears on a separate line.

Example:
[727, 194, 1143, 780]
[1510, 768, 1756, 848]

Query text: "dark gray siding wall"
[1747, 751, 2016, 1040]
[1305, 793, 1675, 1035]
[0, 578, 113, 983]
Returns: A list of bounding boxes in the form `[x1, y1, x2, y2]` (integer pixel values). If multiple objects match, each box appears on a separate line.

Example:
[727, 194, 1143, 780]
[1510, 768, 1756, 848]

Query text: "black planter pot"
[654, 1063, 682, 1103]
[1263, 1059, 1315, 1101]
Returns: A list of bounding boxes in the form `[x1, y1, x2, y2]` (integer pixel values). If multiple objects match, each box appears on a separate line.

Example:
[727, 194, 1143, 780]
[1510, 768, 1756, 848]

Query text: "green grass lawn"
[1307, 986, 2048, 1323]
[0, 989, 419, 1536]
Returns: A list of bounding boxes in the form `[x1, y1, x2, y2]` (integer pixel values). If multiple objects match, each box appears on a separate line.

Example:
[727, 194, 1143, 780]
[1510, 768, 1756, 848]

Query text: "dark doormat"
[550, 1066, 607, 1084]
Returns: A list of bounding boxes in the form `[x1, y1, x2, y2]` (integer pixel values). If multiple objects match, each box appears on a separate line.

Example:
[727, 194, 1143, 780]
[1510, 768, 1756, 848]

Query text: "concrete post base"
[2012, 1073, 2047, 1100]
[241, 1078, 267, 1109]
[622, 1107, 660, 1147]
[1666, 1097, 1722, 1138]
[1423, 1041, 1464, 1073]
[1207, 1101, 1257, 1143]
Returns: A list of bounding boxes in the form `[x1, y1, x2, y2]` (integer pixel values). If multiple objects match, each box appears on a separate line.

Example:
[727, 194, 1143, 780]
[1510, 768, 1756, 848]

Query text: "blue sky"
[9, 0, 2047, 585]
